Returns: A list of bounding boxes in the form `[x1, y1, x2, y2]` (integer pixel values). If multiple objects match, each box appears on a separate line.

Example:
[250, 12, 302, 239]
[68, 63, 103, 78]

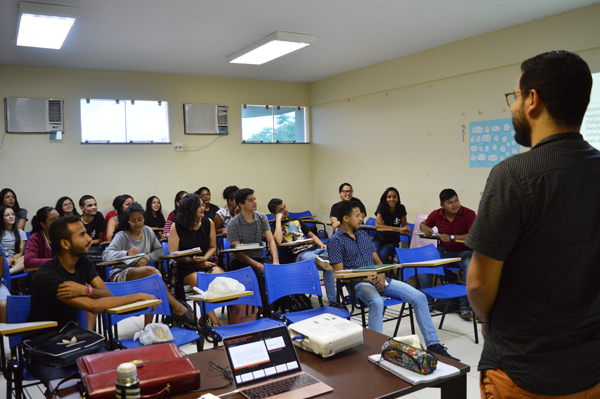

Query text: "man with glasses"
[466, 51, 600, 397]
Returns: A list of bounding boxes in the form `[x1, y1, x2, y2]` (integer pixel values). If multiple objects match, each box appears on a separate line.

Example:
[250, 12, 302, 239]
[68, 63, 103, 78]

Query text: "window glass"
[242, 105, 307, 143]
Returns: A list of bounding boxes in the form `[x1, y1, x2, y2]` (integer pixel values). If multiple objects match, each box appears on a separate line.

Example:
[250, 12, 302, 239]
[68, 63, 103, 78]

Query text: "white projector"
[288, 313, 363, 358]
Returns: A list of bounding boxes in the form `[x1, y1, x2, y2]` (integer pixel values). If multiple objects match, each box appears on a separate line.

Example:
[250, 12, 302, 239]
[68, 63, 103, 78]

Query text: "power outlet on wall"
[174, 143, 183, 152]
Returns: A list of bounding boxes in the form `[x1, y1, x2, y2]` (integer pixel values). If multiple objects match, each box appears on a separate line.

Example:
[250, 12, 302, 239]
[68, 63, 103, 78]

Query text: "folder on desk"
[368, 354, 459, 385]
[345, 264, 398, 272]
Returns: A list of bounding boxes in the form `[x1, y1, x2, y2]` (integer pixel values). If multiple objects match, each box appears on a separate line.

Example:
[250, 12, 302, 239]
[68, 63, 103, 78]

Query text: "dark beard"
[513, 113, 532, 148]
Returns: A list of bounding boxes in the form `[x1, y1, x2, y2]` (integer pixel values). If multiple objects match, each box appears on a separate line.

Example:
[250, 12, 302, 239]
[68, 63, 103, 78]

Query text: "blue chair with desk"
[289, 210, 329, 244]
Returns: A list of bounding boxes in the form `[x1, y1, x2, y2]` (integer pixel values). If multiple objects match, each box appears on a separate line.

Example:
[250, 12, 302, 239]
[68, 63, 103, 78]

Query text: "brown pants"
[481, 369, 600, 399]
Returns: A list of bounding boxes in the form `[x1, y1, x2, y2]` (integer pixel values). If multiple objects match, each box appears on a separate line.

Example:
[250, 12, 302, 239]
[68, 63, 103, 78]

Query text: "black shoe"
[427, 343, 460, 362]
[460, 308, 473, 321]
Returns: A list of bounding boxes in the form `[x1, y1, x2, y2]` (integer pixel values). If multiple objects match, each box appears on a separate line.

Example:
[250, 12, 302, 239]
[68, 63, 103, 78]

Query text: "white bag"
[193, 277, 245, 299]
[133, 323, 174, 345]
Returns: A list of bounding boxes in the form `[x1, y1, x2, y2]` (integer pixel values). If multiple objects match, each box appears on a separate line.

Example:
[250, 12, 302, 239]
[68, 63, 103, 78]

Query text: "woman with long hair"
[103, 203, 195, 325]
[329, 182, 367, 230]
[373, 187, 411, 262]
[168, 193, 224, 326]
[55, 196, 80, 217]
[214, 185, 239, 236]
[24, 206, 60, 270]
[1, 188, 28, 230]
[1, 205, 27, 274]
[144, 196, 166, 232]
[163, 190, 187, 237]
[105, 194, 134, 241]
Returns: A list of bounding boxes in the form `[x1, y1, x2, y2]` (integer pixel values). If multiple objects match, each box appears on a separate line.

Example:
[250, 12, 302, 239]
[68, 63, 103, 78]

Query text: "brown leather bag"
[76, 343, 200, 399]
[228, 304, 258, 325]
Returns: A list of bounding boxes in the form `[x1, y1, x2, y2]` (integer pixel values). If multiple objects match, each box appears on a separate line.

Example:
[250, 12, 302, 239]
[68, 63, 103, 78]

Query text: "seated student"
[215, 185, 239, 236]
[328, 201, 458, 360]
[1, 188, 28, 230]
[24, 207, 60, 270]
[373, 187, 412, 263]
[0, 244, 8, 323]
[195, 187, 220, 221]
[103, 203, 195, 325]
[420, 188, 476, 321]
[330, 183, 366, 230]
[227, 189, 280, 314]
[168, 194, 224, 326]
[269, 198, 336, 305]
[55, 196, 80, 217]
[1, 205, 27, 275]
[105, 194, 134, 241]
[144, 196, 166, 237]
[163, 190, 187, 237]
[79, 195, 107, 246]
[27, 216, 156, 389]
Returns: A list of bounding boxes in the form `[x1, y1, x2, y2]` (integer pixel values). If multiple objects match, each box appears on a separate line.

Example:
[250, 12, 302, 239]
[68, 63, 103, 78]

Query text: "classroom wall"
[309, 4, 600, 224]
[0, 66, 311, 228]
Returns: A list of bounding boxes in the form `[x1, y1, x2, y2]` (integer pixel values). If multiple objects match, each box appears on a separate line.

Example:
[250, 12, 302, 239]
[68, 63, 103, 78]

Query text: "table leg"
[437, 373, 467, 399]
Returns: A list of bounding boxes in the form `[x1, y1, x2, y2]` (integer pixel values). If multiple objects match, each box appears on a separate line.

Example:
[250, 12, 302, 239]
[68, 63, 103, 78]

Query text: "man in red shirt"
[420, 189, 476, 320]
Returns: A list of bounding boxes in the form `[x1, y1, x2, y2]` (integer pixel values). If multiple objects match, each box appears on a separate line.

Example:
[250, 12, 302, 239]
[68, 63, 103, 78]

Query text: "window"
[241, 105, 307, 143]
[80, 99, 169, 143]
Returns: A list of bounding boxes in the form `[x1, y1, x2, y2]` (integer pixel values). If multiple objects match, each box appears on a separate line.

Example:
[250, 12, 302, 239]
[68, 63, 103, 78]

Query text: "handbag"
[379, 337, 438, 375]
[76, 342, 200, 399]
[23, 321, 105, 367]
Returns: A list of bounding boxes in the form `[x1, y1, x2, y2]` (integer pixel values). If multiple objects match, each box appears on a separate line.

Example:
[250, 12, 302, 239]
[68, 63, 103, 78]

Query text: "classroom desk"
[217, 244, 263, 254]
[105, 299, 162, 315]
[276, 238, 314, 247]
[53, 328, 469, 399]
[399, 258, 461, 287]
[179, 328, 469, 399]
[414, 233, 464, 244]
[160, 249, 203, 259]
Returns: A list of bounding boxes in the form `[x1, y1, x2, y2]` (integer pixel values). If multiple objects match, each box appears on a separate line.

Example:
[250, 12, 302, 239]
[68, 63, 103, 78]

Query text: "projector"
[288, 313, 363, 358]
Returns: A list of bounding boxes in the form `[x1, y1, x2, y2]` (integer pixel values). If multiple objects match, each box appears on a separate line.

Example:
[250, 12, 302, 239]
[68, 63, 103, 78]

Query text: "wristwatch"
[450, 235, 456, 242]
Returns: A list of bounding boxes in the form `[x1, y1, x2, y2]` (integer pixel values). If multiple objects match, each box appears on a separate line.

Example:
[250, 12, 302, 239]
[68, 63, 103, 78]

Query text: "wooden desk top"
[277, 238, 314, 247]
[415, 233, 464, 243]
[177, 328, 470, 399]
[25, 267, 39, 273]
[97, 253, 146, 266]
[400, 258, 461, 267]
[0, 321, 58, 336]
[218, 244, 263, 253]
[188, 291, 253, 303]
[160, 249, 203, 259]
[334, 264, 402, 279]
[106, 299, 162, 314]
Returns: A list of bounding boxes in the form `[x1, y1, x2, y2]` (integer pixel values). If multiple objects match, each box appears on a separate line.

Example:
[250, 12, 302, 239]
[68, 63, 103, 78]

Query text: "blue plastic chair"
[396, 245, 478, 343]
[3, 257, 11, 292]
[364, 217, 378, 238]
[104, 274, 201, 350]
[194, 267, 285, 350]
[264, 260, 350, 323]
[289, 210, 329, 244]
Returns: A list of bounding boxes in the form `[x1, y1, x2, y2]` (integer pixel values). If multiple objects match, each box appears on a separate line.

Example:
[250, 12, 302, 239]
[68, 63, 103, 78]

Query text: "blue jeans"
[296, 248, 336, 305]
[355, 279, 439, 347]
[373, 241, 396, 263]
[440, 249, 472, 309]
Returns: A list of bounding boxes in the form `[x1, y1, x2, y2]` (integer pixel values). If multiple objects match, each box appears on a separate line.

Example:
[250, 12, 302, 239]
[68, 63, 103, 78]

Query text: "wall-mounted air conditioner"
[183, 104, 228, 135]
[4, 98, 64, 133]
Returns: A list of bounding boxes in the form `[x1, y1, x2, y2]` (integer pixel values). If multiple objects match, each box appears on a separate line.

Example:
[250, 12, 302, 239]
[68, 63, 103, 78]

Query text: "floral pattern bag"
[379, 337, 438, 375]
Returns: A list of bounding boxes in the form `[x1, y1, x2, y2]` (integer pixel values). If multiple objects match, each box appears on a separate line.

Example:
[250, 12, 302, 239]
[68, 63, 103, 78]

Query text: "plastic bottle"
[115, 362, 140, 399]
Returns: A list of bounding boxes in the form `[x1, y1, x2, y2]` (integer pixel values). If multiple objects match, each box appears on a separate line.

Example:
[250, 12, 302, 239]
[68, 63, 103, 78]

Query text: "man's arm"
[467, 251, 504, 338]
[59, 292, 156, 315]
[230, 242, 266, 272]
[56, 276, 113, 299]
[264, 230, 279, 264]
[307, 231, 326, 248]
[419, 221, 434, 235]
[273, 214, 284, 244]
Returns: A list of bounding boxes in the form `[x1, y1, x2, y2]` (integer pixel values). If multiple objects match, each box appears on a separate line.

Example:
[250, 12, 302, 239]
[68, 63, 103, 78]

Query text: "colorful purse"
[379, 337, 438, 375]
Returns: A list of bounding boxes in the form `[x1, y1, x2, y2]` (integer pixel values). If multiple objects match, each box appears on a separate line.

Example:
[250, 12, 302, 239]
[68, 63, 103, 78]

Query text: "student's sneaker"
[427, 343, 460, 362]
[315, 256, 332, 270]
[460, 308, 473, 321]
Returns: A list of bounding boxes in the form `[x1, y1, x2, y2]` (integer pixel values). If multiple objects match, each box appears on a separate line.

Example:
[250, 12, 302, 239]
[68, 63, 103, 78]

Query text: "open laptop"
[222, 326, 333, 399]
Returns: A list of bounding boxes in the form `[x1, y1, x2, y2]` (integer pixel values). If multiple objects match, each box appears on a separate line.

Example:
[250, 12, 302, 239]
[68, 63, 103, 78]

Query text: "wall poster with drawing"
[469, 117, 519, 168]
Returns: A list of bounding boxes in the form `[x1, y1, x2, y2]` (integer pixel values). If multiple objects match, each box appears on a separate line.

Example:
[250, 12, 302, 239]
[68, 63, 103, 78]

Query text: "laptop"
[222, 326, 333, 399]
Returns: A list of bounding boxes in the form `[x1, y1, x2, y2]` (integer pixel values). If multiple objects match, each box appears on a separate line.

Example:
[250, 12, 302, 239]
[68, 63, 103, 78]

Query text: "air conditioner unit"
[183, 104, 228, 135]
[4, 98, 64, 133]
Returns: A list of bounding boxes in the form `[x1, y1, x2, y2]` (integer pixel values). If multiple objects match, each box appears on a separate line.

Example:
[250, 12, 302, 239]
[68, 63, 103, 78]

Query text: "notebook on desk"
[223, 326, 333, 399]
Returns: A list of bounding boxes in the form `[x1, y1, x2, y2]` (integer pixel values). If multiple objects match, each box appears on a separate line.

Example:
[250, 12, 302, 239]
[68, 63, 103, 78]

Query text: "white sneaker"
[315, 256, 332, 270]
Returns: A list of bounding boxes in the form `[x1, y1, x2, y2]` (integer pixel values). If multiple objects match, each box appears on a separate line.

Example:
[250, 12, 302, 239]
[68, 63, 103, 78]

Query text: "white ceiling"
[1, 0, 598, 83]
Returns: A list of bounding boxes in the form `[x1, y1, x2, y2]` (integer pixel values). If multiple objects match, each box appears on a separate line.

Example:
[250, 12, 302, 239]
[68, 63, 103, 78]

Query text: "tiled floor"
[1, 295, 484, 398]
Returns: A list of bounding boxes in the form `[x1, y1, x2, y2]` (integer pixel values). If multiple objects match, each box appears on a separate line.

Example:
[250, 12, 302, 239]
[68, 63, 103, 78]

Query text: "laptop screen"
[223, 326, 302, 388]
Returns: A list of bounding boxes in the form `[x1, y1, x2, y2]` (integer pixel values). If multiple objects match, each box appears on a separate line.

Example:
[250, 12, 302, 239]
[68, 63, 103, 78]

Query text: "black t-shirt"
[329, 200, 367, 219]
[270, 218, 317, 263]
[82, 212, 107, 240]
[204, 204, 220, 222]
[373, 203, 407, 246]
[29, 255, 100, 330]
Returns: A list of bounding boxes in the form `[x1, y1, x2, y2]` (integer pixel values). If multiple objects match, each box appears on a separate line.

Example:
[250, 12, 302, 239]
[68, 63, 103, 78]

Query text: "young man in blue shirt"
[328, 201, 458, 361]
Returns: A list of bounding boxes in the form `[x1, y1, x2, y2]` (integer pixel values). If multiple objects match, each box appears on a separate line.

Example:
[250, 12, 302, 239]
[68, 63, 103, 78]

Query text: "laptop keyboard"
[243, 374, 319, 399]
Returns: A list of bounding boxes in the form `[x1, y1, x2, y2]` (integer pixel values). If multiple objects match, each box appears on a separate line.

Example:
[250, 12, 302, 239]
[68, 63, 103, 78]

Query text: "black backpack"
[273, 294, 313, 313]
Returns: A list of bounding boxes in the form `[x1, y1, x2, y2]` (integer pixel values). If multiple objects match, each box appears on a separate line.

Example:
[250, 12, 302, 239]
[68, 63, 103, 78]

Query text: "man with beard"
[466, 51, 600, 397]
[27, 216, 156, 388]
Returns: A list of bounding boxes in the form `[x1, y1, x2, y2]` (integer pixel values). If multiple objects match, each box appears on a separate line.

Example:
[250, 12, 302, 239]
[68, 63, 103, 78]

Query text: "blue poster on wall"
[469, 118, 519, 168]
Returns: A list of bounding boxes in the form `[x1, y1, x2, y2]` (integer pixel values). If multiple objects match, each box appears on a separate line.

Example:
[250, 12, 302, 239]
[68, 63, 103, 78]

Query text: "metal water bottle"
[115, 362, 141, 399]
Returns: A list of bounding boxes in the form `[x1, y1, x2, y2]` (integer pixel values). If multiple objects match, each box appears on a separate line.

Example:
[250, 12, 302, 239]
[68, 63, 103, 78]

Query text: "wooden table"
[105, 299, 162, 314]
[160, 249, 203, 259]
[0, 321, 57, 336]
[276, 238, 314, 247]
[217, 244, 263, 254]
[399, 258, 461, 287]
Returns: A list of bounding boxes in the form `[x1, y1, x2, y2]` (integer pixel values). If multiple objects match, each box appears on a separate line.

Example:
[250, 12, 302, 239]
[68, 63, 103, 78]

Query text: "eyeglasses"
[341, 190, 354, 194]
[505, 90, 531, 107]
[199, 193, 211, 197]
[63, 202, 73, 206]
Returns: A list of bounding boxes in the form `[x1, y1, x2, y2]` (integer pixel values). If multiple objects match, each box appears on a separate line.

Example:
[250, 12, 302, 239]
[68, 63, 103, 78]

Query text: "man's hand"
[422, 225, 434, 236]
[275, 212, 284, 221]
[138, 293, 158, 312]
[439, 234, 451, 243]
[136, 257, 149, 267]
[127, 247, 139, 256]
[319, 243, 326, 249]
[57, 281, 88, 298]
[368, 274, 386, 292]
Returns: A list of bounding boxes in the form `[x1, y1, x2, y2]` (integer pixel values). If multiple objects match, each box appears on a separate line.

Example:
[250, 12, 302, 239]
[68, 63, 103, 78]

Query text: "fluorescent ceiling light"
[228, 31, 316, 65]
[17, 2, 79, 50]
